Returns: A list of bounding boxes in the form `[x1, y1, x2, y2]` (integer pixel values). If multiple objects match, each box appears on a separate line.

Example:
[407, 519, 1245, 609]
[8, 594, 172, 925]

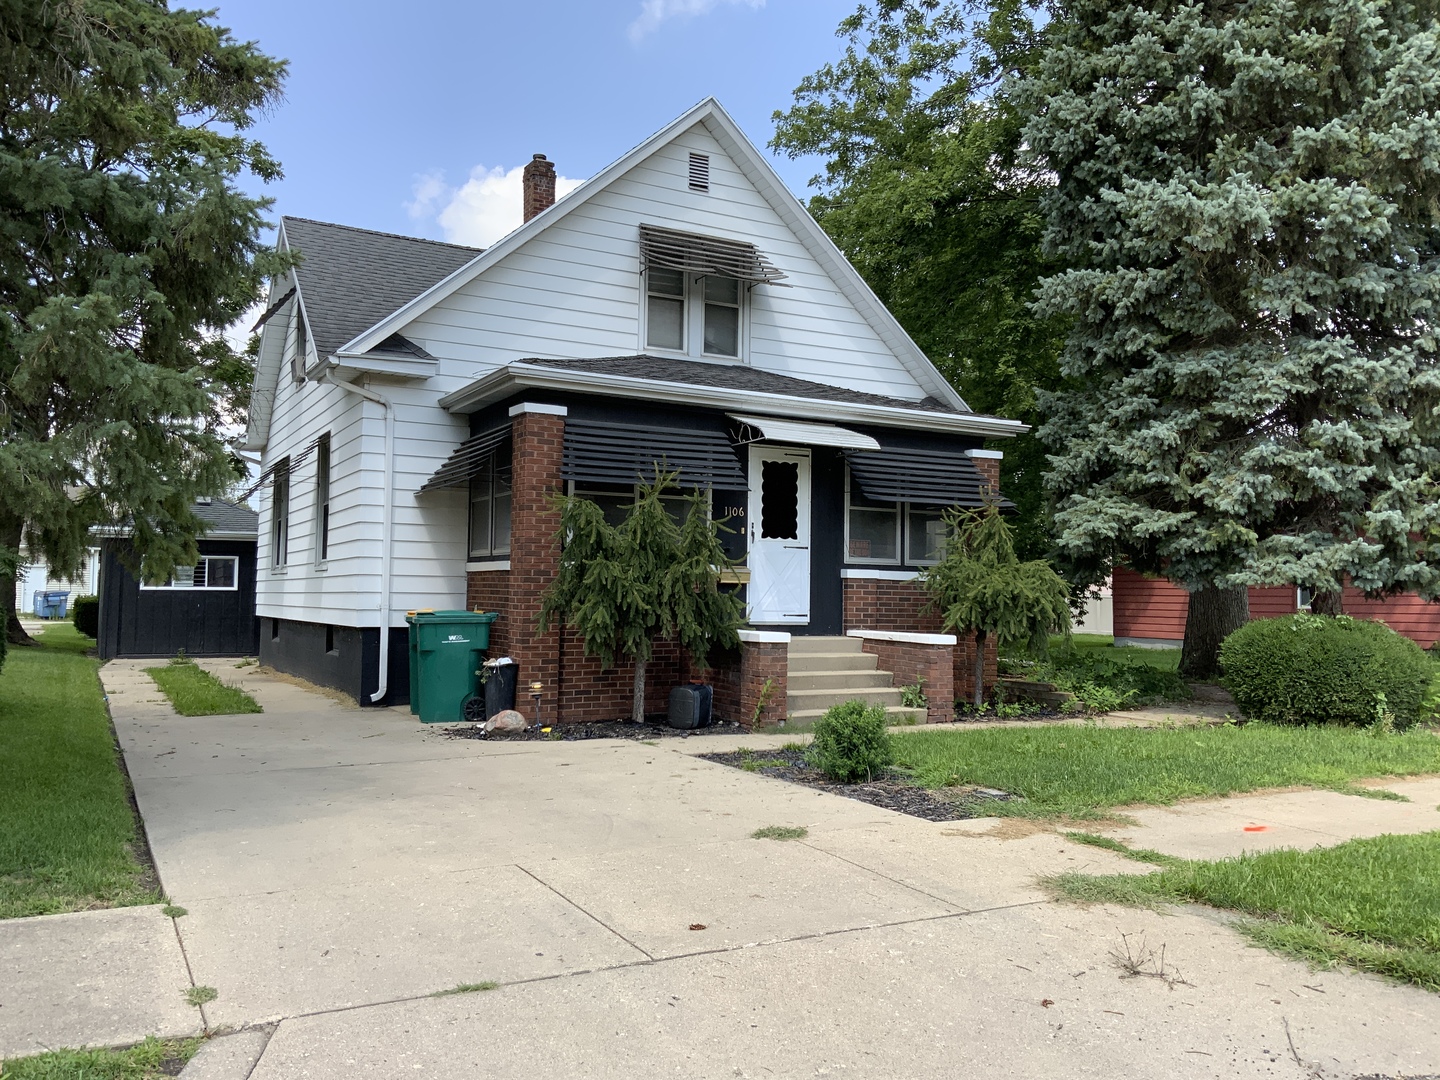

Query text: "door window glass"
[759, 460, 799, 539]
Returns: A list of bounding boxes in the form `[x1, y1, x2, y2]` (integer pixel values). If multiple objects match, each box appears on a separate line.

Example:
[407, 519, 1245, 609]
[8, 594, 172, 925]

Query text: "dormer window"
[639, 224, 787, 363]
[645, 268, 741, 358]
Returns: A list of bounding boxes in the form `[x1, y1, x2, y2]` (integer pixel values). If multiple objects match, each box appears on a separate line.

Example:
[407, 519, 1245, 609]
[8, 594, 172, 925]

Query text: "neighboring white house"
[242, 98, 1026, 712]
[15, 545, 101, 618]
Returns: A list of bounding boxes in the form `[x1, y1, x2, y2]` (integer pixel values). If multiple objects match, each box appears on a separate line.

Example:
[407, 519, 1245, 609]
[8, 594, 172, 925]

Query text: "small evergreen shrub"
[1220, 615, 1436, 727]
[72, 594, 99, 639]
[807, 699, 894, 782]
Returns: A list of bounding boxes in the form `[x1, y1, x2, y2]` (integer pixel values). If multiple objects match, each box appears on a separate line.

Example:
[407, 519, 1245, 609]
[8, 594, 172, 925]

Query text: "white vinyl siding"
[401, 123, 929, 404]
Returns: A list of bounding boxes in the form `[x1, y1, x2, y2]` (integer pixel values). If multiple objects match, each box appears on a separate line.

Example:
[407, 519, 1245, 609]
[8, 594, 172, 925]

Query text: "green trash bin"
[408, 610, 498, 724]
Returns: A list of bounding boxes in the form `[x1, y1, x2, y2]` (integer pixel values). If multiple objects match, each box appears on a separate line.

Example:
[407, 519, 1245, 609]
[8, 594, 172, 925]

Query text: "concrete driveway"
[8, 660, 1438, 1077]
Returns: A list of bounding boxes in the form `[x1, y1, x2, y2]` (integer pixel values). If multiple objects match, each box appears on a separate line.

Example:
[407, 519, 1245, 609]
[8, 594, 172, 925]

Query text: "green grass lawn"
[0, 625, 159, 919]
[1050, 832, 1440, 991]
[890, 723, 1440, 817]
[144, 660, 262, 716]
[1057, 634, 1181, 672]
[2, 1036, 201, 1078]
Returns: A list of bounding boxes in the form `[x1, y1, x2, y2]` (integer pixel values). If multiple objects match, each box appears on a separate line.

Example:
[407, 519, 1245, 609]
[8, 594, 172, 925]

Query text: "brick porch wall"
[466, 569, 511, 657]
[855, 636, 955, 724]
[843, 577, 997, 705]
[709, 639, 787, 728]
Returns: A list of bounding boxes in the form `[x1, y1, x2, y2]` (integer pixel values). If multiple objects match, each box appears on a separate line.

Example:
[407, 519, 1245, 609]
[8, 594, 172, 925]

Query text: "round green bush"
[1220, 614, 1436, 727]
[72, 594, 100, 639]
[807, 699, 894, 782]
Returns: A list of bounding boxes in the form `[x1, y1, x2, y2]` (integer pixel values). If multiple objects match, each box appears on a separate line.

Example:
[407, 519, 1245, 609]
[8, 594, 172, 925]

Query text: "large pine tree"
[0, 1, 288, 644]
[1025, 0, 1440, 676]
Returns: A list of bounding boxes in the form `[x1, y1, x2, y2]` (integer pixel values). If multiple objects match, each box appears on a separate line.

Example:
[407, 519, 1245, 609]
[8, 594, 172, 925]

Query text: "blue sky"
[220, 0, 859, 247]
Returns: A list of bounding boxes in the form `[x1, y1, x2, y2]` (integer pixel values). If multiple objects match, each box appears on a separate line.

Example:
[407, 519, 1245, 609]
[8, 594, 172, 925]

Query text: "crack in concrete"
[513, 863, 655, 961]
[261, 899, 1050, 1032]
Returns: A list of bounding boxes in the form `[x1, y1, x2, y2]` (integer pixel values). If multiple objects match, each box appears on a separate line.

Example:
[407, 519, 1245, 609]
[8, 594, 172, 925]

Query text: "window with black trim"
[290, 301, 309, 383]
[570, 482, 707, 530]
[468, 446, 512, 559]
[314, 433, 331, 564]
[644, 268, 744, 359]
[271, 457, 290, 568]
[142, 556, 240, 591]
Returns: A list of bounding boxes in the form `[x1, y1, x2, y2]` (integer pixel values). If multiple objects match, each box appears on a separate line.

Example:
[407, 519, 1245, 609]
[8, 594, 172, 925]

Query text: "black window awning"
[639, 224, 787, 286]
[418, 425, 510, 493]
[844, 445, 1009, 509]
[563, 419, 746, 489]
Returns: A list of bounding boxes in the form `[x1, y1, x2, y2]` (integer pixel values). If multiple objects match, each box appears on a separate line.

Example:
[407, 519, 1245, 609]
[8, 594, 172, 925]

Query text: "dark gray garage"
[97, 499, 260, 659]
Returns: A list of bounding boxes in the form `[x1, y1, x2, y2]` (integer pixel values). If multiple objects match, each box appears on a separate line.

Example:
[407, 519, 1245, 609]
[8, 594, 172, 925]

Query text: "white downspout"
[322, 370, 395, 704]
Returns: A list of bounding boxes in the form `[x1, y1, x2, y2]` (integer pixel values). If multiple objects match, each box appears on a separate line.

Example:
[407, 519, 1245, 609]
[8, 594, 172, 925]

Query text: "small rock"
[486, 709, 528, 732]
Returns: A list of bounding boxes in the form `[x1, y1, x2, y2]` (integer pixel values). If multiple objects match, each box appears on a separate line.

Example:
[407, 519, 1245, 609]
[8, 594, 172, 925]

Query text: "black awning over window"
[418, 425, 510, 493]
[844, 445, 1008, 508]
[639, 224, 787, 286]
[562, 419, 746, 489]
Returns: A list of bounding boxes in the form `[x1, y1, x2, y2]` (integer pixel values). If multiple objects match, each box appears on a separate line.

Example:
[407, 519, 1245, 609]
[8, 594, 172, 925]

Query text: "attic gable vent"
[688, 152, 710, 192]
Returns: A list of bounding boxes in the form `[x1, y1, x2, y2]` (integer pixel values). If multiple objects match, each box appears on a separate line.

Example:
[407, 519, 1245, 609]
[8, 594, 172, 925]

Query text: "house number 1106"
[723, 506, 745, 518]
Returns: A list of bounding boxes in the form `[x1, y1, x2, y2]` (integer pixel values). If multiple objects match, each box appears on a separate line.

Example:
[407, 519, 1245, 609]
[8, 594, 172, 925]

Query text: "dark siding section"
[98, 539, 260, 659]
[259, 620, 410, 707]
[807, 448, 844, 635]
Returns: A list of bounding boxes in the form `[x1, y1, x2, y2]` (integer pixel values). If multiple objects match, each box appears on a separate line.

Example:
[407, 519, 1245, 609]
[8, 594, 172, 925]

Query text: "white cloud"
[627, 0, 765, 44]
[405, 164, 585, 248]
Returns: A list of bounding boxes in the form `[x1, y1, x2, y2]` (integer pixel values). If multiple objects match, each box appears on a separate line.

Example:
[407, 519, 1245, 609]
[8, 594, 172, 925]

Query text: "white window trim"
[140, 555, 241, 591]
[843, 467, 946, 568]
[468, 450, 512, 560]
[843, 469, 901, 566]
[642, 268, 747, 362]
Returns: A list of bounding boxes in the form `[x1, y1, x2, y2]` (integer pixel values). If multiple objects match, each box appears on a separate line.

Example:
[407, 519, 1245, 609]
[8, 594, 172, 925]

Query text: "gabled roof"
[339, 98, 969, 413]
[281, 218, 481, 358]
[193, 498, 260, 539]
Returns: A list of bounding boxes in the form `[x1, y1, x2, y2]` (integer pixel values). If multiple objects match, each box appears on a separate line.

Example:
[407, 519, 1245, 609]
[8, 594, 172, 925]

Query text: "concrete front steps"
[785, 636, 917, 723]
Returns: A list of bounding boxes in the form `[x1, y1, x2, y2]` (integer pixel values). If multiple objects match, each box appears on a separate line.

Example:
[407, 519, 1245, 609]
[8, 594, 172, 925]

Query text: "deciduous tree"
[772, 0, 1066, 559]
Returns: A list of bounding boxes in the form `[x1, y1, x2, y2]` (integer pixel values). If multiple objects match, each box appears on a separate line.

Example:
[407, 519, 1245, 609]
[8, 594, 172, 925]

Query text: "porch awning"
[843, 444, 1008, 508]
[639, 225, 787, 286]
[417, 425, 509, 493]
[562, 419, 746, 489]
[728, 414, 880, 451]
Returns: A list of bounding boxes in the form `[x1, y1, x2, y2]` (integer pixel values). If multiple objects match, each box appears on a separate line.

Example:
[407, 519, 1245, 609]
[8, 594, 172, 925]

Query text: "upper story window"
[638, 224, 788, 362]
[644, 268, 743, 359]
[290, 301, 309, 383]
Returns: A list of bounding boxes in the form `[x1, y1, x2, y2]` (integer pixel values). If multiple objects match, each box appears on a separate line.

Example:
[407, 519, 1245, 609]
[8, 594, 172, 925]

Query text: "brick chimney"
[522, 154, 557, 223]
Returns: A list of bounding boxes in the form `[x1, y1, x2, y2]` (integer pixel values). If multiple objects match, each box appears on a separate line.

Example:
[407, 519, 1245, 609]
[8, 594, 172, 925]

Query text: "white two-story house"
[242, 98, 1024, 725]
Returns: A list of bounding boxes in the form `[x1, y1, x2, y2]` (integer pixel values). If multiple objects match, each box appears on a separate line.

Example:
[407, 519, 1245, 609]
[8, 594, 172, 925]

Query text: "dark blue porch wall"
[808, 447, 845, 635]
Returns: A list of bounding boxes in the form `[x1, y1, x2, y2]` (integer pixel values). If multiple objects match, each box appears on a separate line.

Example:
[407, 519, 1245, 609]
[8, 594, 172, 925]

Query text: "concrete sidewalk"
[3, 661, 1438, 1077]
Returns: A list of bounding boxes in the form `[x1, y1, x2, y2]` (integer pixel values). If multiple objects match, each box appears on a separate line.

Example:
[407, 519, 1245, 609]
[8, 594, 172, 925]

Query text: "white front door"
[747, 445, 811, 625]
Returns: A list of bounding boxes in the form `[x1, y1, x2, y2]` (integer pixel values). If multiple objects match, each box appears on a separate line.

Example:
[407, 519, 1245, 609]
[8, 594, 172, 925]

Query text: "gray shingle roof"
[194, 498, 259, 538]
[282, 218, 482, 357]
[517, 355, 962, 415]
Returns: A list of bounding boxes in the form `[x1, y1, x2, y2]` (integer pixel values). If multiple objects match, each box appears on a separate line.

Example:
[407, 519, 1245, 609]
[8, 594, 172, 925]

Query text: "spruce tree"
[921, 504, 1071, 706]
[0, 1, 289, 644]
[539, 474, 744, 724]
[1024, 0, 1440, 677]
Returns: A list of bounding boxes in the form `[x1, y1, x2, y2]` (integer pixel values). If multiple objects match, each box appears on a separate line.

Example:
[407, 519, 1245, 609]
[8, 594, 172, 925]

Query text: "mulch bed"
[442, 718, 747, 742]
[700, 747, 1021, 822]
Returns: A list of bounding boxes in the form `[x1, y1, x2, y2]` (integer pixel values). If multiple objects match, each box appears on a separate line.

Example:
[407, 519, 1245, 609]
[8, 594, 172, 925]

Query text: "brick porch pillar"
[965, 448, 1003, 499]
[506, 402, 566, 723]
